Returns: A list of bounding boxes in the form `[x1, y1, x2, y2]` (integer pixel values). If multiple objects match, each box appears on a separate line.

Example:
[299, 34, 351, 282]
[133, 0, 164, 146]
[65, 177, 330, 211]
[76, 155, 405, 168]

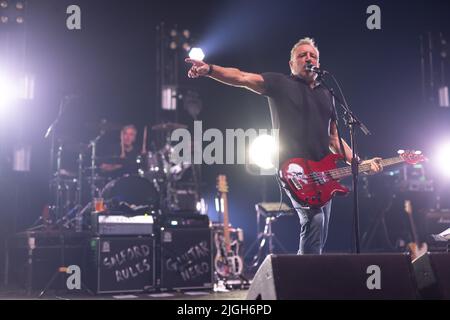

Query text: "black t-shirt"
[101, 145, 140, 178]
[261, 72, 336, 164]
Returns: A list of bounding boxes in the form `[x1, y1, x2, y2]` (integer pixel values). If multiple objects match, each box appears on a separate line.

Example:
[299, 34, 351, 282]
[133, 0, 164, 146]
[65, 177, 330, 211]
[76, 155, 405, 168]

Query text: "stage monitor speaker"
[412, 252, 450, 299]
[247, 254, 418, 300]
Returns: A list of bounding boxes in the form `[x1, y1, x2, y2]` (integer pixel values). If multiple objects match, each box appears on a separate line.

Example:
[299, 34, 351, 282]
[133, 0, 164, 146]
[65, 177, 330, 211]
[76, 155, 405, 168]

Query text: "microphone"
[305, 63, 328, 76]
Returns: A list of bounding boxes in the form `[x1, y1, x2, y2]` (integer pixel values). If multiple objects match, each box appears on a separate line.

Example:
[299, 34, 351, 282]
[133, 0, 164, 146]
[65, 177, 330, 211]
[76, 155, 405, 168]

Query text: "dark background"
[0, 0, 449, 266]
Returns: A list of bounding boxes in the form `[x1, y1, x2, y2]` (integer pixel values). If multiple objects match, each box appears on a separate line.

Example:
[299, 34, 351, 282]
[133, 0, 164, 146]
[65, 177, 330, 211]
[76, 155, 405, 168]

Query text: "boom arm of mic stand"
[44, 96, 70, 139]
[320, 76, 371, 136]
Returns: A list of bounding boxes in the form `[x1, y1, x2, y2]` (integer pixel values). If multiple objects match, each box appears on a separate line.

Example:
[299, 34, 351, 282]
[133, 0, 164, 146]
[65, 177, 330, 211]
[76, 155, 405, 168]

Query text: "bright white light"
[197, 198, 207, 214]
[188, 47, 205, 61]
[0, 75, 19, 107]
[436, 142, 450, 177]
[0, 72, 34, 107]
[249, 134, 278, 170]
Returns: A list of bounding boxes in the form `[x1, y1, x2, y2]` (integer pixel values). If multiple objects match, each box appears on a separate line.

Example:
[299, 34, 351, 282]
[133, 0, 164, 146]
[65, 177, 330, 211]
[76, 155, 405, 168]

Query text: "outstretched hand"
[185, 58, 210, 78]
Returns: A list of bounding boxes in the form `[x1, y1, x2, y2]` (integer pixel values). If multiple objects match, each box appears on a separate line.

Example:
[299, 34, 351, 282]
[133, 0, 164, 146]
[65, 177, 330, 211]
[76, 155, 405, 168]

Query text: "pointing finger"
[185, 58, 202, 66]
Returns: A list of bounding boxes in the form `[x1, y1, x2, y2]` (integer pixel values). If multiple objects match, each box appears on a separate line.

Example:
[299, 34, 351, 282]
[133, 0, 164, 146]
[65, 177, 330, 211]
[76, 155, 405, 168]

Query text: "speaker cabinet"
[87, 236, 155, 294]
[247, 254, 418, 300]
[159, 227, 213, 290]
[412, 253, 450, 299]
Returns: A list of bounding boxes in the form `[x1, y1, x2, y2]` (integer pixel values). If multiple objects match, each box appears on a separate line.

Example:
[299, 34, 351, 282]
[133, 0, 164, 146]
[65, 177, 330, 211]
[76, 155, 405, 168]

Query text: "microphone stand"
[44, 98, 67, 223]
[318, 73, 371, 254]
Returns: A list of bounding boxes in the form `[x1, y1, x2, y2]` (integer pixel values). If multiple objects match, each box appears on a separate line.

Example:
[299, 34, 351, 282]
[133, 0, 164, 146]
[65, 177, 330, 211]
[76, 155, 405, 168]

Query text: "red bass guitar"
[279, 150, 426, 208]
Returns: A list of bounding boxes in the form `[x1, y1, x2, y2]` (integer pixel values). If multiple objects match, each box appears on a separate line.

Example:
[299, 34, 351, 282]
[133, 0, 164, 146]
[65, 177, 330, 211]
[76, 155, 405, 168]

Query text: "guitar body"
[280, 153, 349, 208]
[213, 232, 243, 278]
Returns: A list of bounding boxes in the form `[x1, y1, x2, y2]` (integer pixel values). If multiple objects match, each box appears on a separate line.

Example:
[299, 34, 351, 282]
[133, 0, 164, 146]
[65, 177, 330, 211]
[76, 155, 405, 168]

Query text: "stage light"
[182, 29, 190, 39]
[182, 42, 191, 52]
[0, 72, 34, 107]
[0, 0, 25, 25]
[0, 74, 19, 106]
[435, 142, 450, 177]
[169, 41, 177, 50]
[188, 47, 205, 61]
[161, 85, 177, 110]
[439, 86, 449, 108]
[249, 134, 278, 170]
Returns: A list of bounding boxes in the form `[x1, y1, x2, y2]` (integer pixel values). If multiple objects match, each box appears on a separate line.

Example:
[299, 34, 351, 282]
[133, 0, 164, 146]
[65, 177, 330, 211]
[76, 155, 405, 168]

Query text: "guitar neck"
[331, 156, 404, 179]
[221, 193, 232, 253]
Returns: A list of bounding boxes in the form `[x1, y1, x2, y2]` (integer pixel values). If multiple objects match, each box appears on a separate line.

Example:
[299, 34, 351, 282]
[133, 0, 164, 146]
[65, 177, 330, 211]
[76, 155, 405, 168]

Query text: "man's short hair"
[121, 124, 137, 134]
[290, 37, 320, 61]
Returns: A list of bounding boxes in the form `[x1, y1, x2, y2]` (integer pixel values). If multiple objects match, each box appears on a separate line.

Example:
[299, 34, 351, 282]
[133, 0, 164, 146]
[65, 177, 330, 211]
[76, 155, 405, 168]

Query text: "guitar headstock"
[217, 174, 229, 193]
[398, 150, 427, 165]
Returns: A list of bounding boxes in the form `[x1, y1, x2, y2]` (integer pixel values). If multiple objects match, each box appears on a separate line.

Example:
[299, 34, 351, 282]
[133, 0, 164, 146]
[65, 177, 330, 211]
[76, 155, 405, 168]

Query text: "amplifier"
[87, 236, 155, 294]
[7, 231, 88, 291]
[159, 227, 213, 290]
[91, 212, 154, 236]
[170, 189, 198, 212]
[424, 209, 450, 235]
[159, 213, 209, 229]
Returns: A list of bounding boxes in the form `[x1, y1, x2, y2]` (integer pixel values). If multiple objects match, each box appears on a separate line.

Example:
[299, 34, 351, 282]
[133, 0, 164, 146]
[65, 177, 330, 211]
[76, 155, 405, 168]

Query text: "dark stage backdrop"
[0, 0, 449, 276]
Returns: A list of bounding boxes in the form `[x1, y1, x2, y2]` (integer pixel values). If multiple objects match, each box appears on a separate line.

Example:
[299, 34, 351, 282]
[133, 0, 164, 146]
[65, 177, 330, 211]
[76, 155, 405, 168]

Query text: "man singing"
[186, 37, 383, 254]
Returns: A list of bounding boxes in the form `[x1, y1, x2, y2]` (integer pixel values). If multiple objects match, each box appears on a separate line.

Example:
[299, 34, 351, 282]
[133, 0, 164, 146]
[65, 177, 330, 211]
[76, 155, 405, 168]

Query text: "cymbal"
[55, 136, 90, 153]
[65, 142, 90, 153]
[151, 122, 187, 132]
[56, 169, 77, 178]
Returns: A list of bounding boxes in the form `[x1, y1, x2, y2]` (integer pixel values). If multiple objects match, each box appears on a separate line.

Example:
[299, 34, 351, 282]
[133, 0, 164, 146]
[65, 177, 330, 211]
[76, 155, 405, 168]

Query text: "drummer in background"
[99, 124, 141, 177]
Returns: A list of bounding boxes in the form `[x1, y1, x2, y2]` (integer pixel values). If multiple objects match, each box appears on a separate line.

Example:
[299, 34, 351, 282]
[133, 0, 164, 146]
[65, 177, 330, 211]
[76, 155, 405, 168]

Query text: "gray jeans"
[286, 190, 332, 255]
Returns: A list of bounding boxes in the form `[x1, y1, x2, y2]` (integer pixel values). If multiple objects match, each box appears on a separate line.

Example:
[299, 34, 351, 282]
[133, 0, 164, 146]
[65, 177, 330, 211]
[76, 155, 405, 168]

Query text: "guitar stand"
[214, 270, 250, 291]
[249, 214, 289, 269]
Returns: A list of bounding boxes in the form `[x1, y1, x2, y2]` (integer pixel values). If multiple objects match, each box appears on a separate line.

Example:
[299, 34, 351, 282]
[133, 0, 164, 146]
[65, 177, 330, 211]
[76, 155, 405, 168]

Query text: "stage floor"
[0, 287, 248, 300]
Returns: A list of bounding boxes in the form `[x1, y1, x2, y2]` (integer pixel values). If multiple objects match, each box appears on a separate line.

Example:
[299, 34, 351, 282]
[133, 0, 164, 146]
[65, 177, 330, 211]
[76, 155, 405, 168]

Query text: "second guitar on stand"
[213, 175, 245, 282]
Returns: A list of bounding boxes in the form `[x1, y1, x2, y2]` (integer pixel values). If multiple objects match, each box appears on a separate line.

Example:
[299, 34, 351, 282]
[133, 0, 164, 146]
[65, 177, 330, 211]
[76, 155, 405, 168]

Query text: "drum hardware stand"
[44, 95, 73, 225]
[76, 150, 83, 208]
[89, 131, 105, 201]
[52, 147, 87, 230]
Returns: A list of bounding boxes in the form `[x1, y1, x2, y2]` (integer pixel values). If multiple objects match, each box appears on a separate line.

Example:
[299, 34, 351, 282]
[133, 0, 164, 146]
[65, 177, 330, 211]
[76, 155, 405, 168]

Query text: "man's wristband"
[207, 64, 214, 76]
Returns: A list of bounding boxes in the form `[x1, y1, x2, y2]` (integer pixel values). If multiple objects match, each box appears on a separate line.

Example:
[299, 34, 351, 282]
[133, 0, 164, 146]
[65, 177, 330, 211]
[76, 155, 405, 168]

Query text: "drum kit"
[45, 120, 198, 229]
